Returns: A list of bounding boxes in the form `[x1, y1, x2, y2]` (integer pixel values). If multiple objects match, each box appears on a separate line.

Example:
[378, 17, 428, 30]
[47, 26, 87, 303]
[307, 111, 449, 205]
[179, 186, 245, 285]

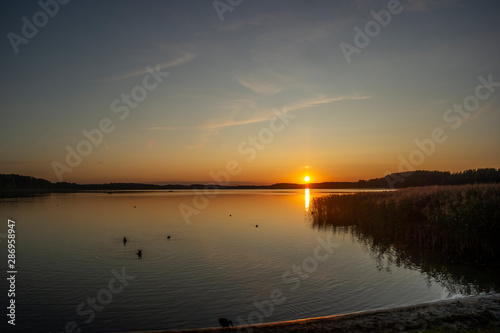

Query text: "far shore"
[110, 294, 500, 333]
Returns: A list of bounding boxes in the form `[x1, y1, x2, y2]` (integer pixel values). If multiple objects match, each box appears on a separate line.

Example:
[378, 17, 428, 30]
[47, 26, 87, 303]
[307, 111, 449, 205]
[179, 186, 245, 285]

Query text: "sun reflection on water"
[305, 188, 310, 212]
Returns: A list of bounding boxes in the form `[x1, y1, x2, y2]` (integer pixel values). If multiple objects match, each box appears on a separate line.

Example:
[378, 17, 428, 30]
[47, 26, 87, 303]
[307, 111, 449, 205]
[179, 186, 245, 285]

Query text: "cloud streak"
[108, 52, 196, 81]
[237, 77, 283, 96]
[215, 16, 264, 32]
[286, 93, 372, 112]
[146, 93, 372, 131]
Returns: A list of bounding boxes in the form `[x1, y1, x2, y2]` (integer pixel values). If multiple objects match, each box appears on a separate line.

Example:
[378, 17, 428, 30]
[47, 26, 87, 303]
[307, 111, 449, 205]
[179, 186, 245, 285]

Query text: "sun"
[304, 176, 310, 182]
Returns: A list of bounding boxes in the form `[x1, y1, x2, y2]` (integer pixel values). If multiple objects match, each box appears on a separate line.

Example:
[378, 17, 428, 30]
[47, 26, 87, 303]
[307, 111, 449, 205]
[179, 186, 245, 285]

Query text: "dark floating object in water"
[218, 317, 233, 328]
[167, 235, 171, 239]
[123, 237, 127, 244]
[137, 249, 142, 258]
[134, 206, 136, 208]
[256, 224, 258, 228]
[229, 214, 231, 217]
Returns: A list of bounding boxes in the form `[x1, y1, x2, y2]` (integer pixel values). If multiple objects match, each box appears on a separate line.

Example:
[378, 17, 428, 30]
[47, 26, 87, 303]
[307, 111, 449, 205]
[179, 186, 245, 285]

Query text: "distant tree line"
[0, 174, 53, 190]
[380, 168, 500, 189]
[1, 168, 500, 196]
[286, 168, 500, 189]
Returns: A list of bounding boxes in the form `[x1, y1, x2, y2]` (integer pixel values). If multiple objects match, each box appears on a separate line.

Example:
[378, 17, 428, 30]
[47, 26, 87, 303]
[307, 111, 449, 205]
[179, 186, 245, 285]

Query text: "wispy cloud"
[215, 16, 264, 32]
[286, 93, 372, 112]
[199, 114, 269, 130]
[108, 52, 196, 81]
[146, 93, 372, 131]
[234, 69, 302, 96]
[145, 114, 269, 131]
[201, 94, 372, 129]
[237, 77, 283, 96]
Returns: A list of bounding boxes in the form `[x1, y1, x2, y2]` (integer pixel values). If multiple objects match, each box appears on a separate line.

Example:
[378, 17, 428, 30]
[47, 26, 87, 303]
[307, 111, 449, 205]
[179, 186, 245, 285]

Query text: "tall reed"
[311, 184, 500, 264]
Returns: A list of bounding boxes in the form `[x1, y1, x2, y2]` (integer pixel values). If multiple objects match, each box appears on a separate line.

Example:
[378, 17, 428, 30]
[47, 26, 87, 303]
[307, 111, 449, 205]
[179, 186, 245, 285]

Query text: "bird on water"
[137, 249, 142, 258]
[218, 317, 233, 328]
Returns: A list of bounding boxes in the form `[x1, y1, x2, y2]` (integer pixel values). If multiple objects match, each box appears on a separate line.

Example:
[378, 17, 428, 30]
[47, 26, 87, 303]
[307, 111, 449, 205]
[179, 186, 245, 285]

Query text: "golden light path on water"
[305, 188, 310, 212]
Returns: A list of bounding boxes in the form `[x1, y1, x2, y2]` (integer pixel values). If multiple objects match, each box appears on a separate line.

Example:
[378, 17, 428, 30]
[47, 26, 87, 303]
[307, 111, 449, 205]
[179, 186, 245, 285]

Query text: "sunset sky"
[1, 0, 499, 185]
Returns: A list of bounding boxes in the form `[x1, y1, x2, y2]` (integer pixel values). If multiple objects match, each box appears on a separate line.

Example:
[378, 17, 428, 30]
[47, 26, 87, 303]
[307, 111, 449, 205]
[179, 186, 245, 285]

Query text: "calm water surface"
[0, 190, 493, 332]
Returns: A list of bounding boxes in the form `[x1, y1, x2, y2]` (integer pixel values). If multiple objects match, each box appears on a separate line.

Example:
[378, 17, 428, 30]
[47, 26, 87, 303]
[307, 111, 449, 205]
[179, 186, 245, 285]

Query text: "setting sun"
[304, 176, 310, 182]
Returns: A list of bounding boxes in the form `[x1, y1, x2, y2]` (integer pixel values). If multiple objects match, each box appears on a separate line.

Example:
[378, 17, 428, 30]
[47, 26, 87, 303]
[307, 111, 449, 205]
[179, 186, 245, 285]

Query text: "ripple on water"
[273, 302, 307, 320]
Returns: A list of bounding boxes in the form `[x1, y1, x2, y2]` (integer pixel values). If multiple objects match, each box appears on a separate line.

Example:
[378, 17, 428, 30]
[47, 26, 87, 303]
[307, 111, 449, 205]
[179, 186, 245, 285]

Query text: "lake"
[1, 189, 497, 332]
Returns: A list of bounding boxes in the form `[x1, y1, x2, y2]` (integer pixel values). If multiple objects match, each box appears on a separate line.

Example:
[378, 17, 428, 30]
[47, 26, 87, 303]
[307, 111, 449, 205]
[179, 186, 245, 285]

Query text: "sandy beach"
[112, 294, 500, 333]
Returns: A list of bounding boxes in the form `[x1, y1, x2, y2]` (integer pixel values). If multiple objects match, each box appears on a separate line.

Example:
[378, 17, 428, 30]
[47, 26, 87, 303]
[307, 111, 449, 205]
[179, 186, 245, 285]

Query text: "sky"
[1, 0, 499, 185]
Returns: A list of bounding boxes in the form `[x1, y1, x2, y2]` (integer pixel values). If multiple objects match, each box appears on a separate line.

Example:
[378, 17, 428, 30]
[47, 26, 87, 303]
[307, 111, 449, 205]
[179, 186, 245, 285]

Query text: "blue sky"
[1, 0, 499, 184]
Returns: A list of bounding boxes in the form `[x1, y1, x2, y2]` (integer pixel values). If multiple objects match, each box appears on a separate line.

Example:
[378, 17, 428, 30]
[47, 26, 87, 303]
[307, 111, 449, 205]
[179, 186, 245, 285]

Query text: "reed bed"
[311, 184, 500, 264]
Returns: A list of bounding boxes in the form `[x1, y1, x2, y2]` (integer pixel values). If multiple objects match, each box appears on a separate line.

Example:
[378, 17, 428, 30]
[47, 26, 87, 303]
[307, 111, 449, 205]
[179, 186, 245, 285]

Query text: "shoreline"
[111, 294, 500, 333]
